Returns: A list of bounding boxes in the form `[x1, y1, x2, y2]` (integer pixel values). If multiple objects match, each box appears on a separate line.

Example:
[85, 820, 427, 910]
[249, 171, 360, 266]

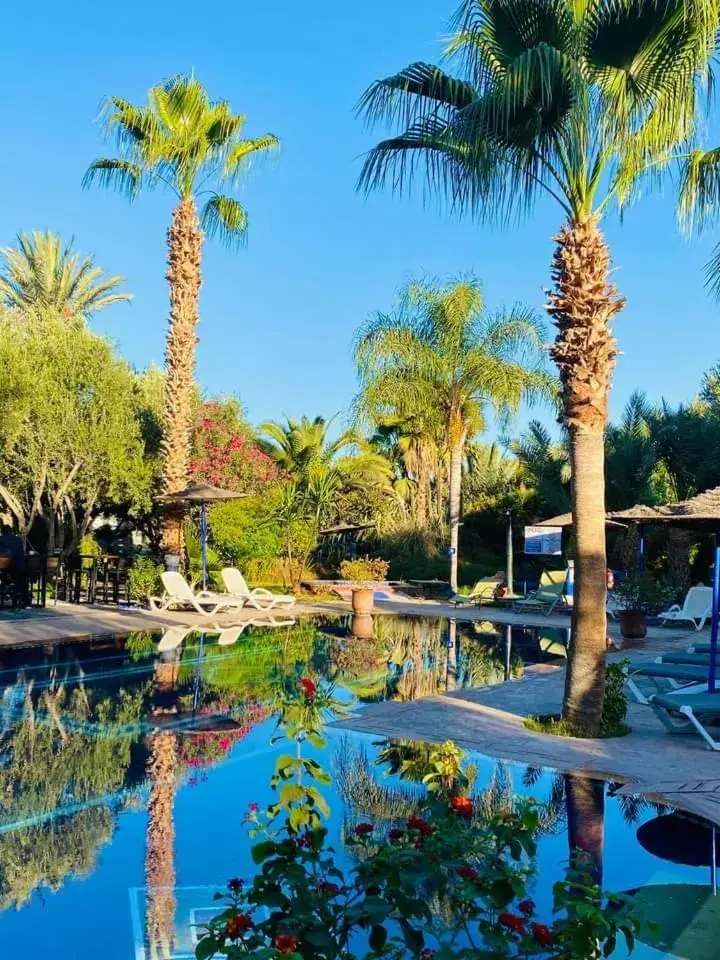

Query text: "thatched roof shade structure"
[665, 486, 720, 524]
[607, 504, 671, 523]
[538, 512, 626, 528]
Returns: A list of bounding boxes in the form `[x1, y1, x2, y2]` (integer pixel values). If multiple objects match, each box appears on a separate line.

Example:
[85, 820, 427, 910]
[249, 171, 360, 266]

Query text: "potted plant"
[614, 571, 671, 640]
[338, 558, 390, 614]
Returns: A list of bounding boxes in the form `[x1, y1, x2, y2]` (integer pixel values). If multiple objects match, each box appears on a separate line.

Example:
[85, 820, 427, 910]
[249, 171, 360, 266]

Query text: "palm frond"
[200, 194, 249, 248]
[82, 159, 144, 198]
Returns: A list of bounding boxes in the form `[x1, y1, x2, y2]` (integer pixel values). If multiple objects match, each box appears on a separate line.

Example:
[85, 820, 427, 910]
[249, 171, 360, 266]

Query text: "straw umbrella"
[611, 488, 720, 693]
[156, 482, 246, 590]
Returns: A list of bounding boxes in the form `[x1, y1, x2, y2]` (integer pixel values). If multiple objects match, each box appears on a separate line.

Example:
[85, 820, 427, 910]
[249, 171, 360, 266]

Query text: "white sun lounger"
[658, 585, 713, 631]
[221, 568, 295, 611]
[149, 571, 246, 617]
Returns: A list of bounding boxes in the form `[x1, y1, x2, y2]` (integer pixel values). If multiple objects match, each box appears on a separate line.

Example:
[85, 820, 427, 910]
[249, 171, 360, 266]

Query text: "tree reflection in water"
[145, 731, 178, 960]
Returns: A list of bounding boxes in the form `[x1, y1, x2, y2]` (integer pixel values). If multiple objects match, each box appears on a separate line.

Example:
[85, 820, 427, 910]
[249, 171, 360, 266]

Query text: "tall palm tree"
[0, 230, 130, 320]
[355, 277, 552, 591]
[84, 74, 279, 554]
[358, 0, 717, 733]
[370, 411, 442, 526]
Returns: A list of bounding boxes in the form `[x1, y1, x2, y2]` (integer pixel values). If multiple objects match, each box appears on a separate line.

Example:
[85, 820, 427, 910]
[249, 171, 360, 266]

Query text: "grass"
[523, 714, 631, 739]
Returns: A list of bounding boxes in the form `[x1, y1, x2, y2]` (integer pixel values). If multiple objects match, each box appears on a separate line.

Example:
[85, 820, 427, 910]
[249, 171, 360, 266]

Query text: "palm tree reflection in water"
[145, 731, 178, 960]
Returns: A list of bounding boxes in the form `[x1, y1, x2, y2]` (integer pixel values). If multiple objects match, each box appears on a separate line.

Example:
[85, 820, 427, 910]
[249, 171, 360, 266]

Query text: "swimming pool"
[0, 614, 713, 958]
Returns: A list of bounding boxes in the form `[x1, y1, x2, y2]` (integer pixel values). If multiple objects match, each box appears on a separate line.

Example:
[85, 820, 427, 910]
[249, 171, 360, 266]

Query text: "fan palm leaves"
[358, 0, 718, 733]
[0, 231, 130, 321]
[354, 276, 553, 590]
[84, 74, 279, 554]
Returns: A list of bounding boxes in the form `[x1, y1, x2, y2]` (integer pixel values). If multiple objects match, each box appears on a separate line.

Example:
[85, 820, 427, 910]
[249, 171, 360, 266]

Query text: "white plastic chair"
[149, 571, 246, 617]
[221, 568, 295, 610]
[658, 585, 713, 631]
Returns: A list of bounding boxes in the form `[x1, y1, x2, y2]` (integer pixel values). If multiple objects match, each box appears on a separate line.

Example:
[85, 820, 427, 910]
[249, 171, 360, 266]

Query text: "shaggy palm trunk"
[145, 732, 178, 959]
[565, 773, 605, 888]
[549, 216, 624, 735]
[160, 198, 203, 556]
[448, 433, 465, 593]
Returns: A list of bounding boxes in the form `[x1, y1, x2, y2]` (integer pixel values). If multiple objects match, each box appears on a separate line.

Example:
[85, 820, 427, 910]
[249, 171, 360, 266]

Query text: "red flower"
[531, 923, 553, 947]
[299, 677, 317, 699]
[248, 802, 259, 813]
[518, 898, 535, 916]
[388, 828, 404, 841]
[499, 913, 526, 934]
[456, 864, 478, 881]
[407, 814, 432, 836]
[227, 877, 243, 893]
[274, 934, 299, 954]
[354, 822, 374, 836]
[297, 833, 312, 848]
[319, 881, 340, 897]
[450, 796, 474, 819]
[226, 913, 253, 938]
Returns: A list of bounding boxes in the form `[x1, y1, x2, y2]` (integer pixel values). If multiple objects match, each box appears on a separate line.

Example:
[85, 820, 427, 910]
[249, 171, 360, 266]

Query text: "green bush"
[127, 556, 162, 603]
[601, 660, 630, 736]
[338, 558, 390, 584]
[209, 497, 282, 573]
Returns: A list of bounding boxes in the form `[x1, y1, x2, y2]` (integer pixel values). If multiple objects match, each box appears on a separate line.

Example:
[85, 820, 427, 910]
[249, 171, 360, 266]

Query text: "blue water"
[0, 614, 712, 958]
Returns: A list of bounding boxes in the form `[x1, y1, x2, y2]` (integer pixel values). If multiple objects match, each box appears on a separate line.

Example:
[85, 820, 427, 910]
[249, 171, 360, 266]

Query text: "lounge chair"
[624, 660, 710, 704]
[606, 592, 621, 621]
[657, 652, 712, 667]
[150, 572, 246, 617]
[650, 689, 720, 750]
[658, 585, 713, 631]
[452, 575, 503, 606]
[221, 568, 295, 610]
[157, 625, 197, 652]
[514, 569, 567, 616]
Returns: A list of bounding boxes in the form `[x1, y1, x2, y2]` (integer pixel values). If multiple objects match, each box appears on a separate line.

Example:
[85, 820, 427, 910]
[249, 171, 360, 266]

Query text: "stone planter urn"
[350, 613, 374, 639]
[619, 610, 647, 640]
[351, 587, 374, 614]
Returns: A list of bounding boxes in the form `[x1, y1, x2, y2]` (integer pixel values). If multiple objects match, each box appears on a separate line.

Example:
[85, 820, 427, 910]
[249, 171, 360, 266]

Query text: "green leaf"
[279, 783, 307, 805]
[369, 925, 388, 951]
[304, 928, 335, 948]
[195, 936, 217, 960]
[251, 840, 276, 864]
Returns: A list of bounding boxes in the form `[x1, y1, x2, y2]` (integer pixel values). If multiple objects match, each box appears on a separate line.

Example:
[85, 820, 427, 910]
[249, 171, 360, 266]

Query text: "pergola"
[610, 488, 720, 693]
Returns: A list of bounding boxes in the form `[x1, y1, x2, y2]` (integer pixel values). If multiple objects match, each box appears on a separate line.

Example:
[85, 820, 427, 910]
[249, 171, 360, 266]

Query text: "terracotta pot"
[351, 587, 374, 614]
[619, 610, 647, 640]
[0, 556, 11, 571]
[350, 613, 374, 639]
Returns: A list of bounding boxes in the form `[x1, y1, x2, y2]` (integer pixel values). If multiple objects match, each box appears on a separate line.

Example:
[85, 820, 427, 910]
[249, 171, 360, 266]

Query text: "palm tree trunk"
[448, 434, 465, 593]
[160, 197, 203, 556]
[565, 773, 605, 889]
[549, 216, 624, 735]
[145, 731, 178, 959]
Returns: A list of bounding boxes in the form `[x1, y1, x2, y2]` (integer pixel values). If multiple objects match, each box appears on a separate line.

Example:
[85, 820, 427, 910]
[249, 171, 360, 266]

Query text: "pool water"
[0, 614, 714, 959]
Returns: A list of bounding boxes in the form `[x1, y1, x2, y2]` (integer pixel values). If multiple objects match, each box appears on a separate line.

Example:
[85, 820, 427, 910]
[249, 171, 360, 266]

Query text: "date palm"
[358, 0, 716, 732]
[84, 74, 279, 554]
[0, 230, 130, 320]
[355, 277, 552, 591]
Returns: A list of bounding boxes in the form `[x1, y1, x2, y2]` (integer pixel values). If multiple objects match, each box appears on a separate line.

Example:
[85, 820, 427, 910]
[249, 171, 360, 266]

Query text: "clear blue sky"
[1, 0, 718, 435]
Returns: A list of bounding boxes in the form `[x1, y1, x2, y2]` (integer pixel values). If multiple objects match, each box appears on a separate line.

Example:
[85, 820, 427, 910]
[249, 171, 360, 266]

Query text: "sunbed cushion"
[653, 691, 720, 713]
[629, 662, 709, 680]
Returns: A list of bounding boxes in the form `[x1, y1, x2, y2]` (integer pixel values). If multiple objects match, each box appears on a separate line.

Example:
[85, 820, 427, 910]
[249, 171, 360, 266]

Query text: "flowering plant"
[195, 679, 640, 960]
[338, 558, 390, 588]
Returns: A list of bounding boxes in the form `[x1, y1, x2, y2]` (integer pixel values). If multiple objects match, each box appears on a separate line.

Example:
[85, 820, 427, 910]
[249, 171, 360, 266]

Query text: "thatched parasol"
[156, 482, 247, 590]
[538, 512, 626, 528]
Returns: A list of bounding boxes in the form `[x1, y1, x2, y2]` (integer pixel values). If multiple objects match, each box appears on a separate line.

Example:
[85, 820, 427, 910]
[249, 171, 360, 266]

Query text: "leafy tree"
[358, 0, 717, 733]
[0, 231, 131, 321]
[84, 74, 279, 555]
[512, 422, 570, 518]
[355, 277, 551, 591]
[0, 312, 151, 552]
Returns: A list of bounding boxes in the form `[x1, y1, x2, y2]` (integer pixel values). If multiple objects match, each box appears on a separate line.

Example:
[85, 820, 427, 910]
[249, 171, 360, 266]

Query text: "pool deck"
[2, 597, 720, 824]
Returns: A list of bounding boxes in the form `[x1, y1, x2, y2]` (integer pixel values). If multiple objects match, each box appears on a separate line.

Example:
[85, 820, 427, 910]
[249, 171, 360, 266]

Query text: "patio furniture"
[220, 568, 295, 610]
[452, 574, 503, 606]
[650, 688, 720, 750]
[658, 585, 713, 631]
[514, 569, 567, 616]
[157, 625, 197, 652]
[150, 571, 246, 616]
[624, 661, 709, 704]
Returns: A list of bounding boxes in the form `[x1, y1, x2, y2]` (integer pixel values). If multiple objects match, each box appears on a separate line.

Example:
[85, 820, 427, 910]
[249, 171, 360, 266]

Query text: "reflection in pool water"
[0, 613, 713, 958]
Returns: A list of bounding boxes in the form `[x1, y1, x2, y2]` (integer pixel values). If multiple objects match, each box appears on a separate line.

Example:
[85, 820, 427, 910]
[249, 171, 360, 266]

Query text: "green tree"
[84, 74, 279, 555]
[0, 312, 151, 552]
[358, 0, 717, 733]
[512, 421, 570, 517]
[355, 277, 551, 591]
[0, 231, 130, 321]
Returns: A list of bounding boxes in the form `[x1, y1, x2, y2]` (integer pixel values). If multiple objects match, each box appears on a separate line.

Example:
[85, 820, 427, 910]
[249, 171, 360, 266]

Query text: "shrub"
[339, 558, 390, 585]
[601, 660, 630, 736]
[127, 556, 162, 603]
